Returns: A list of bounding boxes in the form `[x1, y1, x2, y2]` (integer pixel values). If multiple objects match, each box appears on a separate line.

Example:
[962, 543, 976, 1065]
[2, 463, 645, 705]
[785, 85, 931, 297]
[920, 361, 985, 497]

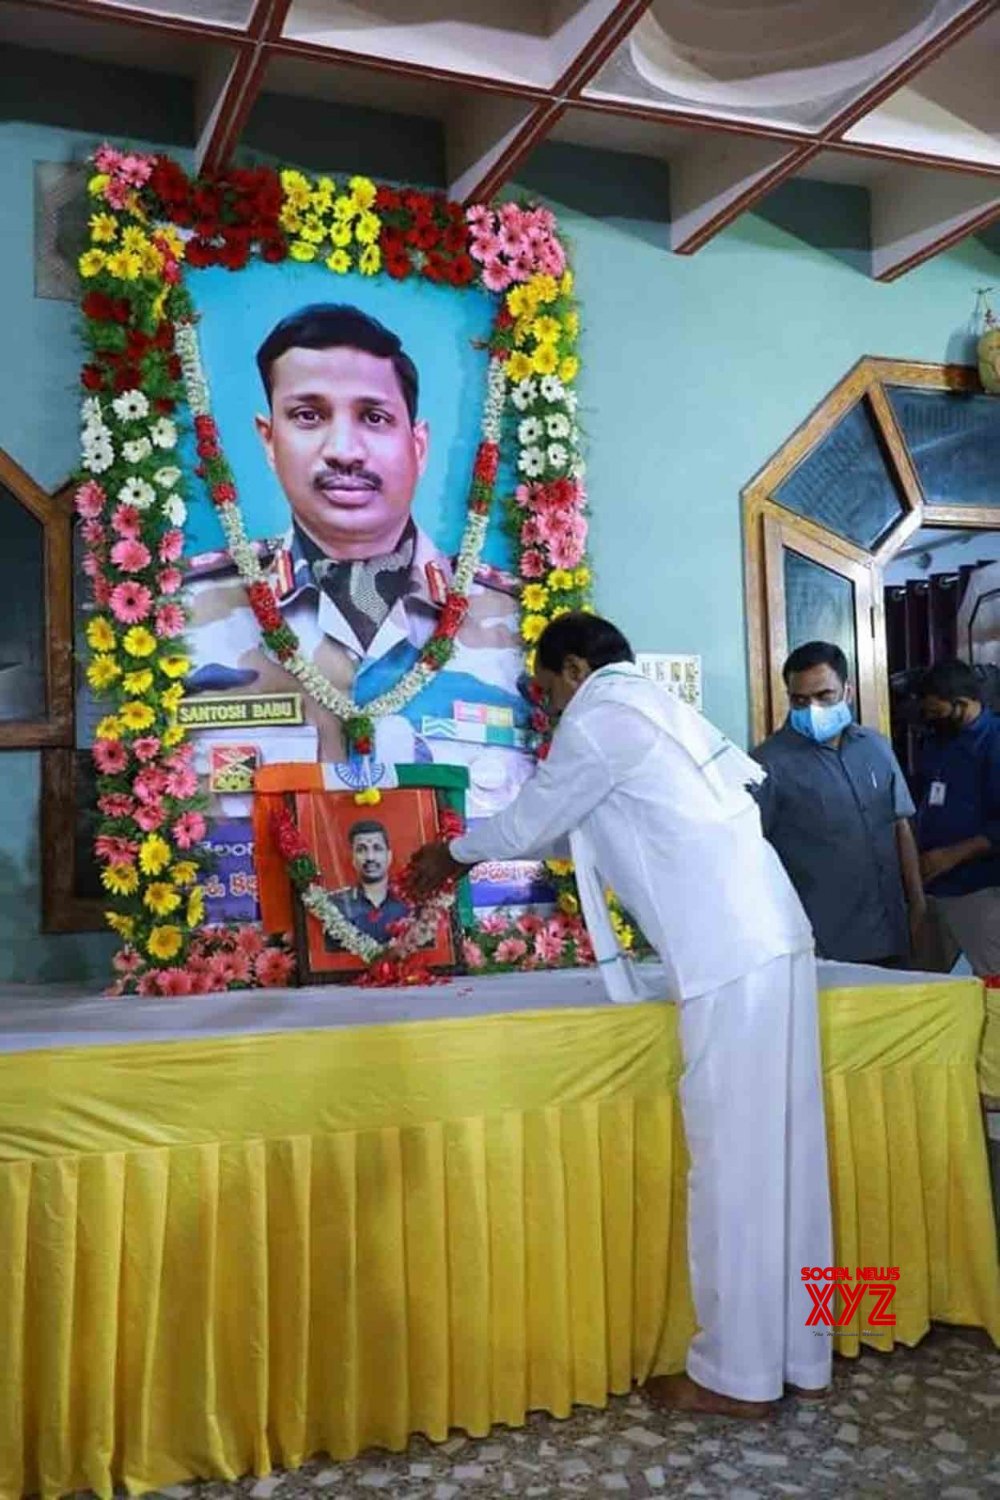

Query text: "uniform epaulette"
[472, 561, 520, 597]
[185, 536, 281, 581]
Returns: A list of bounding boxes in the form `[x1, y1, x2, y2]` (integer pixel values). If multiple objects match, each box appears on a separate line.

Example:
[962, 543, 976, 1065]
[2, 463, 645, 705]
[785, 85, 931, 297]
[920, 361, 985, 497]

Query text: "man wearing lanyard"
[752, 641, 925, 966]
[916, 659, 1000, 976]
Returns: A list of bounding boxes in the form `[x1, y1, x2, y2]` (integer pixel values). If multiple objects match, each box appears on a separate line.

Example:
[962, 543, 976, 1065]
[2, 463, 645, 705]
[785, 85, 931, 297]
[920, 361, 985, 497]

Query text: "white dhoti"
[679, 946, 832, 1401]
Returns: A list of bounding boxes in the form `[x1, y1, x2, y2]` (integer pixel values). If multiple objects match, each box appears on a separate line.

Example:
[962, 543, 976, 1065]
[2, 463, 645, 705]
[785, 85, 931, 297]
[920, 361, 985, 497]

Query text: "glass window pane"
[783, 548, 858, 697]
[0, 487, 46, 722]
[773, 398, 905, 550]
[73, 753, 104, 901]
[887, 385, 1000, 509]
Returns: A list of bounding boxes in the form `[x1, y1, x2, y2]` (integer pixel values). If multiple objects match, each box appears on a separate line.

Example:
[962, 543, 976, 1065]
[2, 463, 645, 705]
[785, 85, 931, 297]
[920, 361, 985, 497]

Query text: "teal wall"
[2, 50, 1000, 982]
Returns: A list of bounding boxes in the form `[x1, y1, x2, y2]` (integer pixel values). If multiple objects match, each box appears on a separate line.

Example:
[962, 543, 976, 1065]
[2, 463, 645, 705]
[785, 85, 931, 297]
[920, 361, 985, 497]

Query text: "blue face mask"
[789, 700, 852, 744]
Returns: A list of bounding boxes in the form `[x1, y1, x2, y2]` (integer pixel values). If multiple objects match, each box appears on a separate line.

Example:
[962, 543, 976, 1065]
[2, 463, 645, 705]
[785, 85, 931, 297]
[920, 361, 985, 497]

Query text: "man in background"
[916, 659, 1000, 976]
[328, 819, 411, 946]
[752, 640, 925, 966]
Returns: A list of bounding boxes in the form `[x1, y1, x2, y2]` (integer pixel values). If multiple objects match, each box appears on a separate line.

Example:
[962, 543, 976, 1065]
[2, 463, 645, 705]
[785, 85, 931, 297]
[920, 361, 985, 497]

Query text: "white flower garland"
[177, 320, 503, 725]
[300, 876, 457, 962]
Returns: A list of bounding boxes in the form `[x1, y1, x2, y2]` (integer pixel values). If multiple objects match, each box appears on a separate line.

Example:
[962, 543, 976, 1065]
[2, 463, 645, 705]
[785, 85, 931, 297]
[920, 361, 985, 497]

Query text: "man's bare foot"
[643, 1372, 776, 1420]
[784, 1383, 830, 1401]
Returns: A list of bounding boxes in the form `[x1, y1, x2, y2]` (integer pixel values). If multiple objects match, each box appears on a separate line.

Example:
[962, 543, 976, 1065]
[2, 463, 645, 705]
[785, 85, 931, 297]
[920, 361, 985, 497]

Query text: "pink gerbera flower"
[157, 968, 194, 996]
[136, 971, 161, 996]
[113, 946, 144, 975]
[133, 766, 168, 804]
[462, 939, 486, 970]
[92, 574, 112, 607]
[74, 480, 106, 519]
[516, 913, 543, 936]
[164, 742, 195, 772]
[254, 947, 296, 987]
[519, 548, 546, 579]
[547, 529, 587, 570]
[132, 736, 161, 763]
[81, 519, 105, 547]
[155, 603, 186, 638]
[465, 204, 492, 230]
[173, 811, 207, 849]
[164, 766, 198, 800]
[235, 925, 265, 959]
[81, 552, 104, 578]
[110, 580, 153, 624]
[520, 517, 542, 546]
[498, 226, 528, 258]
[479, 913, 509, 936]
[134, 799, 165, 832]
[495, 936, 528, 964]
[110, 538, 152, 573]
[93, 739, 128, 775]
[118, 152, 153, 187]
[111, 504, 142, 537]
[98, 792, 135, 818]
[158, 529, 184, 563]
[534, 927, 565, 964]
[157, 567, 183, 596]
[93, 143, 123, 174]
[95, 833, 139, 865]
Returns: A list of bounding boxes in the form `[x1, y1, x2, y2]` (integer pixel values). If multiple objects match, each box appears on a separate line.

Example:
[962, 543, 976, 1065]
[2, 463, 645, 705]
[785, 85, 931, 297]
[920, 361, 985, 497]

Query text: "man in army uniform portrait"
[324, 818, 412, 948]
[185, 302, 527, 796]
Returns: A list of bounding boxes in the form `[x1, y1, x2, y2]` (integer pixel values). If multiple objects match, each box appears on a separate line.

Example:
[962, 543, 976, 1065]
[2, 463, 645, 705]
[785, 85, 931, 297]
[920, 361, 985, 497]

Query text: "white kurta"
[451, 663, 832, 1400]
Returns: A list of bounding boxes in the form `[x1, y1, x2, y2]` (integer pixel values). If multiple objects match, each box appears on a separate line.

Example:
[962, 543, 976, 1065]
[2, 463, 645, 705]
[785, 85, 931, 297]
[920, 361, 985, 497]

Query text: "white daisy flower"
[112, 389, 150, 422]
[546, 442, 569, 469]
[517, 416, 544, 446]
[119, 477, 157, 510]
[510, 378, 538, 412]
[563, 389, 578, 415]
[123, 437, 153, 464]
[518, 447, 545, 478]
[571, 457, 586, 480]
[81, 439, 114, 475]
[164, 494, 188, 526]
[150, 418, 178, 450]
[539, 375, 565, 403]
[545, 413, 571, 439]
[153, 465, 182, 489]
[81, 397, 103, 428]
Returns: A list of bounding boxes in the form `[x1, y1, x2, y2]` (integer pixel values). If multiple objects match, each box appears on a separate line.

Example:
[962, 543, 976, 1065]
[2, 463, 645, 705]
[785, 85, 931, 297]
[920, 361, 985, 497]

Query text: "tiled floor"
[129, 1326, 998, 1500]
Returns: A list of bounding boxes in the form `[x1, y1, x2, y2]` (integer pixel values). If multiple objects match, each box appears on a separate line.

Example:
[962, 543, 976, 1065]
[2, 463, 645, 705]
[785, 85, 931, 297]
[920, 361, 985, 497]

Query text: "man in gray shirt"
[752, 641, 925, 966]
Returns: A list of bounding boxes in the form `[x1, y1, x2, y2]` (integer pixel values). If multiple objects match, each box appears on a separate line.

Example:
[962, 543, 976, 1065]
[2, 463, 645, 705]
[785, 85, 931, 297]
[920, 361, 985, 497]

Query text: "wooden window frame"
[40, 746, 106, 934]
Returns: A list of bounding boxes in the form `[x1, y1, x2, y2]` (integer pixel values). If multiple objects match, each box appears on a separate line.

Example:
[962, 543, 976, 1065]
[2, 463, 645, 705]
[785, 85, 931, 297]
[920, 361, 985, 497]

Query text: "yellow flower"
[310, 178, 335, 212]
[121, 225, 148, 254]
[531, 343, 559, 376]
[95, 714, 122, 742]
[559, 355, 580, 384]
[144, 881, 181, 916]
[280, 169, 312, 207]
[161, 683, 185, 712]
[326, 249, 352, 275]
[289, 241, 318, 262]
[332, 194, 358, 223]
[353, 787, 382, 806]
[279, 204, 303, 233]
[170, 861, 198, 888]
[79, 249, 107, 278]
[524, 648, 536, 675]
[158, 226, 184, 258]
[354, 211, 381, 246]
[557, 890, 580, 916]
[573, 567, 591, 588]
[101, 863, 139, 896]
[87, 617, 117, 652]
[546, 858, 574, 877]
[104, 249, 143, 281]
[506, 351, 534, 383]
[120, 700, 156, 732]
[358, 244, 382, 276]
[521, 612, 548, 644]
[147, 925, 183, 961]
[522, 583, 549, 611]
[548, 569, 574, 592]
[151, 286, 169, 323]
[298, 215, 327, 245]
[123, 626, 157, 658]
[140, 244, 164, 278]
[506, 285, 536, 320]
[549, 605, 571, 621]
[330, 221, 352, 248]
[531, 315, 561, 345]
[87, 654, 121, 691]
[158, 654, 190, 680]
[89, 212, 118, 244]
[529, 273, 559, 305]
[563, 310, 580, 340]
[123, 668, 153, 695]
[105, 911, 135, 939]
[348, 175, 376, 210]
[560, 270, 574, 296]
[186, 887, 205, 926]
[139, 834, 172, 877]
[162, 724, 185, 748]
[88, 172, 110, 198]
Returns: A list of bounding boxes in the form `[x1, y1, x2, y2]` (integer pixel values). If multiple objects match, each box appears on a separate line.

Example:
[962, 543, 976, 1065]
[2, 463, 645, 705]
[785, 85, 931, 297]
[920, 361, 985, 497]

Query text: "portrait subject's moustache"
[313, 463, 382, 493]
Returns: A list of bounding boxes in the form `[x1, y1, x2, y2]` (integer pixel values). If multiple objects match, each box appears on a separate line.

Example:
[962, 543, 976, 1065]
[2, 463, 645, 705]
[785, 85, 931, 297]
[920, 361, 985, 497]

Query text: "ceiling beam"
[194, 0, 290, 176]
[550, 0, 653, 97]
[871, 169, 1000, 280]
[5, 0, 253, 47]
[446, 96, 562, 205]
[670, 135, 818, 254]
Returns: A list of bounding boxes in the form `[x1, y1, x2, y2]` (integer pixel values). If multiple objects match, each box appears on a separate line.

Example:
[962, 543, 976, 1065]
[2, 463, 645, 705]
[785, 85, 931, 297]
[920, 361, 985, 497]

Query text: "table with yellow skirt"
[0, 961, 997, 1500]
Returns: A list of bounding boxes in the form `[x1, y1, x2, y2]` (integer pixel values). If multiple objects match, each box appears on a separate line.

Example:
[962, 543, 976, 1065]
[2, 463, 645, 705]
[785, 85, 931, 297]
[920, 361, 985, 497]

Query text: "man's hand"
[920, 835, 991, 885]
[406, 842, 469, 900]
[908, 897, 928, 954]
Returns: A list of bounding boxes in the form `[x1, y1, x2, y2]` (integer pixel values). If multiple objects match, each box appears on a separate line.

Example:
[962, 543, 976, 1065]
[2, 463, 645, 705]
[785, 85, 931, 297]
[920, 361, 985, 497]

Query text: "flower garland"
[76, 145, 593, 989]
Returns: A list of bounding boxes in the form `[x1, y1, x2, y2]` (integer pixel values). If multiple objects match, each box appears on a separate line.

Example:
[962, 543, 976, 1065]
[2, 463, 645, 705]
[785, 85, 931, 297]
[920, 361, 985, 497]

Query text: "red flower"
[154, 397, 176, 415]
[150, 156, 190, 206]
[166, 354, 183, 381]
[211, 482, 237, 506]
[408, 221, 440, 252]
[473, 443, 499, 485]
[375, 185, 402, 212]
[194, 415, 217, 437]
[219, 237, 250, 271]
[496, 307, 514, 329]
[439, 807, 464, 840]
[536, 740, 552, 761]
[82, 291, 116, 322]
[385, 251, 412, 281]
[380, 226, 406, 255]
[260, 238, 288, 263]
[113, 365, 142, 393]
[197, 439, 221, 459]
[185, 238, 218, 268]
[447, 253, 476, 286]
[443, 223, 468, 254]
[439, 593, 470, 637]
[81, 365, 104, 391]
[353, 736, 372, 755]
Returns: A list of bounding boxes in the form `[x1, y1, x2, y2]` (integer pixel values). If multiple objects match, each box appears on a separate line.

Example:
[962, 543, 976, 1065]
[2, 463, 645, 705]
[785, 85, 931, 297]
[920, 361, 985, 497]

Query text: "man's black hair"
[348, 819, 390, 846]
[536, 611, 635, 672]
[256, 303, 418, 422]
[919, 659, 982, 703]
[782, 640, 849, 686]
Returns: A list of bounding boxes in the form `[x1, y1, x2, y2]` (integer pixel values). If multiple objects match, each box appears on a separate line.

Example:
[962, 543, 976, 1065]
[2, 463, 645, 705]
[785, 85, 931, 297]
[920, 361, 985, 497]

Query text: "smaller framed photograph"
[289, 784, 463, 984]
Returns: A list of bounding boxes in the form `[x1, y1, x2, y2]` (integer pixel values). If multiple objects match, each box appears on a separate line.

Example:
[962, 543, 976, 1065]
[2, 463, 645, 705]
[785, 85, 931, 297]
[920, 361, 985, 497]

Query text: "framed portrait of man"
[288, 784, 462, 983]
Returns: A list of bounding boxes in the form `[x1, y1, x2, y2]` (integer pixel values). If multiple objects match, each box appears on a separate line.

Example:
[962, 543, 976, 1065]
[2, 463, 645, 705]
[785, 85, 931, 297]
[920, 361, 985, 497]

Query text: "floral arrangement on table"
[75, 144, 601, 993]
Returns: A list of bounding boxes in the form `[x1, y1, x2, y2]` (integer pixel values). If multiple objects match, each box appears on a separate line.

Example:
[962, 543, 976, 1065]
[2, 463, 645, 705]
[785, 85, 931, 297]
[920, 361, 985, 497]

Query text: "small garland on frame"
[271, 804, 464, 986]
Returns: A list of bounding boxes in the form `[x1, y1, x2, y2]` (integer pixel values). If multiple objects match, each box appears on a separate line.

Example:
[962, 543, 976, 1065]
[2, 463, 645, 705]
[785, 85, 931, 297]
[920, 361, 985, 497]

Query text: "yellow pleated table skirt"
[0, 977, 997, 1499]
